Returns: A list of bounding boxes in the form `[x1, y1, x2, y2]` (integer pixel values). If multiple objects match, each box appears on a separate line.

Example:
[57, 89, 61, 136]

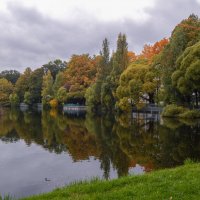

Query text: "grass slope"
[22, 163, 200, 200]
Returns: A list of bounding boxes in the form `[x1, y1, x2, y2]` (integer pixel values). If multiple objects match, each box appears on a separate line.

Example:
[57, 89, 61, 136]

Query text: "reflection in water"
[0, 108, 200, 197]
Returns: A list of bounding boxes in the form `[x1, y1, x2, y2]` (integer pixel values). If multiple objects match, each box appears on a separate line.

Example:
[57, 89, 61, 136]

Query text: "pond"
[0, 108, 200, 198]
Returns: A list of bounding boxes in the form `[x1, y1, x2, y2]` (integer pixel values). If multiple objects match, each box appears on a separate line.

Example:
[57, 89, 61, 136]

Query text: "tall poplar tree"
[41, 70, 54, 106]
[110, 33, 128, 100]
[85, 38, 111, 110]
[98, 38, 110, 80]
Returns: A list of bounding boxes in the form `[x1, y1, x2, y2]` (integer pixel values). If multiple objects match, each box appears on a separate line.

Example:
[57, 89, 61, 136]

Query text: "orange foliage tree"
[63, 54, 99, 104]
[139, 38, 169, 63]
[127, 51, 137, 63]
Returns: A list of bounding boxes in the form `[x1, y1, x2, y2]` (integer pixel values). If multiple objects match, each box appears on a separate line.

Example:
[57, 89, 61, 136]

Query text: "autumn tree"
[0, 78, 13, 106]
[127, 51, 137, 63]
[139, 38, 168, 63]
[63, 54, 97, 104]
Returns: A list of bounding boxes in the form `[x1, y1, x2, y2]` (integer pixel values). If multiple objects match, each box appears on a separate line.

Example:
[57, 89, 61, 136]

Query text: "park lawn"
[22, 163, 200, 200]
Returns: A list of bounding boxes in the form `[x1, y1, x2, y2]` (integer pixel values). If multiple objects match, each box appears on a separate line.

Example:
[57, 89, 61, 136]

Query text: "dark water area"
[0, 108, 200, 198]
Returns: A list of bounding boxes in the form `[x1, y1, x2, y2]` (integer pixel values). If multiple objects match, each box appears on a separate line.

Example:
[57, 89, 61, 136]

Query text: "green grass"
[21, 162, 200, 200]
[0, 195, 14, 200]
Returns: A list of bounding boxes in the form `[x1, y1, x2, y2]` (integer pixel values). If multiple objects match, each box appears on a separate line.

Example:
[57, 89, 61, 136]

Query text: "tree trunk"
[195, 91, 198, 108]
[148, 93, 155, 104]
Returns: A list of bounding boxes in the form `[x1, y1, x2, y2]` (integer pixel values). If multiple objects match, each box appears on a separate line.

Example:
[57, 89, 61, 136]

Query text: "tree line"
[0, 14, 200, 113]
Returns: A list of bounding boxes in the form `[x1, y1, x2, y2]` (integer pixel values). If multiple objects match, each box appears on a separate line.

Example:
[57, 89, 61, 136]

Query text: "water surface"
[0, 108, 200, 198]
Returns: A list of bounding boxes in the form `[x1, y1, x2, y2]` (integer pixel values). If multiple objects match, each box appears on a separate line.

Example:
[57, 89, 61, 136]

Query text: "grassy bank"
[20, 162, 200, 200]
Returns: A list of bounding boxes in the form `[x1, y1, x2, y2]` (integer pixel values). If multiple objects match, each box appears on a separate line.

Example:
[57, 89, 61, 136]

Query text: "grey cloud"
[0, 0, 200, 71]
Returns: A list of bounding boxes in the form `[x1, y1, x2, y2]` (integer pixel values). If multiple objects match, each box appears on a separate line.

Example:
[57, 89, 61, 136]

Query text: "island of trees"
[0, 14, 200, 118]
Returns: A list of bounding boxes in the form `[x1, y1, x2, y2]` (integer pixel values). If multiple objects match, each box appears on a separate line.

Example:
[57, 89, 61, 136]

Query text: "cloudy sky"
[0, 0, 200, 72]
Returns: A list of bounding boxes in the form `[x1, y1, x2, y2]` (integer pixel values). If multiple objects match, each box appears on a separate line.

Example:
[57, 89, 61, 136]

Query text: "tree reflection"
[0, 108, 200, 178]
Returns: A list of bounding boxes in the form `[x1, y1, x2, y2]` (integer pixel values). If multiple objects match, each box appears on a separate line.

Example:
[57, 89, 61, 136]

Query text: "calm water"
[0, 108, 200, 198]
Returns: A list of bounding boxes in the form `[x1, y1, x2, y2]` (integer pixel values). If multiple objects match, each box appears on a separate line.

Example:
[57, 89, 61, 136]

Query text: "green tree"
[172, 41, 200, 107]
[0, 70, 20, 84]
[85, 38, 111, 111]
[159, 14, 200, 103]
[101, 33, 128, 110]
[98, 38, 111, 80]
[9, 93, 20, 107]
[85, 83, 100, 111]
[15, 67, 44, 105]
[116, 60, 157, 111]
[24, 91, 32, 105]
[53, 71, 64, 95]
[15, 68, 32, 102]
[56, 87, 67, 104]
[110, 33, 128, 106]
[111, 33, 128, 89]
[42, 59, 67, 80]
[28, 68, 44, 104]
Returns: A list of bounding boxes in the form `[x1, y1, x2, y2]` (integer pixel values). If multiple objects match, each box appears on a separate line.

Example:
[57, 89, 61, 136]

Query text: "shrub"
[49, 99, 58, 109]
[162, 104, 187, 117]
[179, 110, 200, 119]
[184, 158, 196, 165]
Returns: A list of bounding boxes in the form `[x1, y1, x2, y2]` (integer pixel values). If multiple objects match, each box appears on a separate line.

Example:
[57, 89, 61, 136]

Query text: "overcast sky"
[0, 0, 200, 72]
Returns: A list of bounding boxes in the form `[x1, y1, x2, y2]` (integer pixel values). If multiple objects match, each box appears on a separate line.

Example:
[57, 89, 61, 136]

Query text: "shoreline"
[20, 162, 200, 200]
